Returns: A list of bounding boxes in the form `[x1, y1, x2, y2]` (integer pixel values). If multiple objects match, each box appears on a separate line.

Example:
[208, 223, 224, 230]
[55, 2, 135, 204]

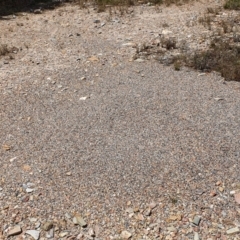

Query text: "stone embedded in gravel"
[35, 222, 41, 229]
[88, 56, 99, 62]
[226, 227, 240, 235]
[162, 29, 173, 35]
[2, 144, 11, 151]
[126, 208, 134, 213]
[65, 213, 71, 219]
[144, 208, 151, 216]
[80, 96, 88, 101]
[59, 231, 68, 237]
[135, 58, 145, 62]
[25, 230, 40, 240]
[167, 226, 176, 232]
[88, 228, 95, 237]
[210, 190, 217, 197]
[167, 215, 182, 222]
[66, 172, 72, 176]
[120, 230, 132, 239]
[9, 157, 17, 162]
[149, 202, 157, 209]
[27, 182, 35, 187]
[192, 216, 201, 226]
[136, 213, 144, 221]
[42, 221, 53, 231]
[26, 188, 34, 193]
[34, 9, 42, 14]
[194, 232, 200, 240]
[219, 186, 224, 192]
[30, 218, 37, 222]
[122, 43, 136, 47]
[234, 192, 240, 204]
[46, 228, 54, 238]
[214, 98, 224, 101]
[73, 213, 87, 227]
[8, 225, 22, 237]
[230, 190, 236, 195]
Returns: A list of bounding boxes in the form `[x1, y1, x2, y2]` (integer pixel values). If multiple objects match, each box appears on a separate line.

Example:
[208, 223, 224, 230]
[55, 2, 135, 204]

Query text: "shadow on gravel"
[0, 0, 65, 18]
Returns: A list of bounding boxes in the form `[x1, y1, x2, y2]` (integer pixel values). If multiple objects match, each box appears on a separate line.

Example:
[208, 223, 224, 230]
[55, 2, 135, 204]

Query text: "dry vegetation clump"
[189, 40, 240, 81]
[224, 0, 240, 10]
[74, 0, 194, 11]
[0, 44, 10, 56]
[0, 44, 19, 60]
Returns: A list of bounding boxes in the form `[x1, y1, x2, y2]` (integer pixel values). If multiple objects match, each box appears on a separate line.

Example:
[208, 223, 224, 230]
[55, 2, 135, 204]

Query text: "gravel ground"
[0, 1, 240, 239]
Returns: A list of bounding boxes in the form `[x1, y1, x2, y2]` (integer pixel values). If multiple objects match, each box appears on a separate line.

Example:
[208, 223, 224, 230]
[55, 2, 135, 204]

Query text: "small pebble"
[192, 216, 201, 226]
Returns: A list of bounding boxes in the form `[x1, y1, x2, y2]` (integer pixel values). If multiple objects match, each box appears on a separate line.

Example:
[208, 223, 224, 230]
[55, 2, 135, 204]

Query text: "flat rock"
[26, 188, 34, 193]
[59, 231, 69, 237]
[73, 213, 87, 227]
[149, 202, 157, 209]
[126, 208, 134, 213]
[122, 43, 136, 47]
[226, 227, 240, 235]
[46, 228, 54, 238]
[167, 226, 176, 232]
[135, 58, 145, 63]
[8, 225, 22, 237]
[25, 230, 40, 240]
[192, 216, 201, 226]
[120, 230, 132, 239]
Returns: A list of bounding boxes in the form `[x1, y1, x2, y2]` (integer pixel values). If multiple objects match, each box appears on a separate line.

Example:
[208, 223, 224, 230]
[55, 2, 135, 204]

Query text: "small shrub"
[174, 60, 181, 70]
[0, 44, 9, 56]
[189, 40, 240, 81]
[161, 38, 176, 50]
[224, 0, 240, 10]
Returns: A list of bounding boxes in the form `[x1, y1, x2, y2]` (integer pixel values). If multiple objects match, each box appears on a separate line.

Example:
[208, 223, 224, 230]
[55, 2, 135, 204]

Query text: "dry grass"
[74, 0, 194, 11]
[224, 0, 240, 10]
[187, 40, 240, 81]
[171, 40, 240, 81]
[0, 44, 9, 56]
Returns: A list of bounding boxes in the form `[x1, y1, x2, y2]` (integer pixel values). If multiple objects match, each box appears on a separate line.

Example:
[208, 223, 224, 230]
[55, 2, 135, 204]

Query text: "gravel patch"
[0, 1, 240, 239]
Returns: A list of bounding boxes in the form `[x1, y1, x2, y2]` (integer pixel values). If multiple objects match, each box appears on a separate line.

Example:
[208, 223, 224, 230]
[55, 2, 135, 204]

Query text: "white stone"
[25, 230, 40, 240]
[226, 227, 240, 235]
[194, 232, 200, 240]
[162, 29, 173, 35]
[26, 188, 34, 193]
[80, 96, 88, 101]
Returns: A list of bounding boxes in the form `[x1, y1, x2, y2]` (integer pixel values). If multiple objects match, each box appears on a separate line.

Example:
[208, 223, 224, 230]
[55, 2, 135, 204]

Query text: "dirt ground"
[0, 1, 240, 239]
